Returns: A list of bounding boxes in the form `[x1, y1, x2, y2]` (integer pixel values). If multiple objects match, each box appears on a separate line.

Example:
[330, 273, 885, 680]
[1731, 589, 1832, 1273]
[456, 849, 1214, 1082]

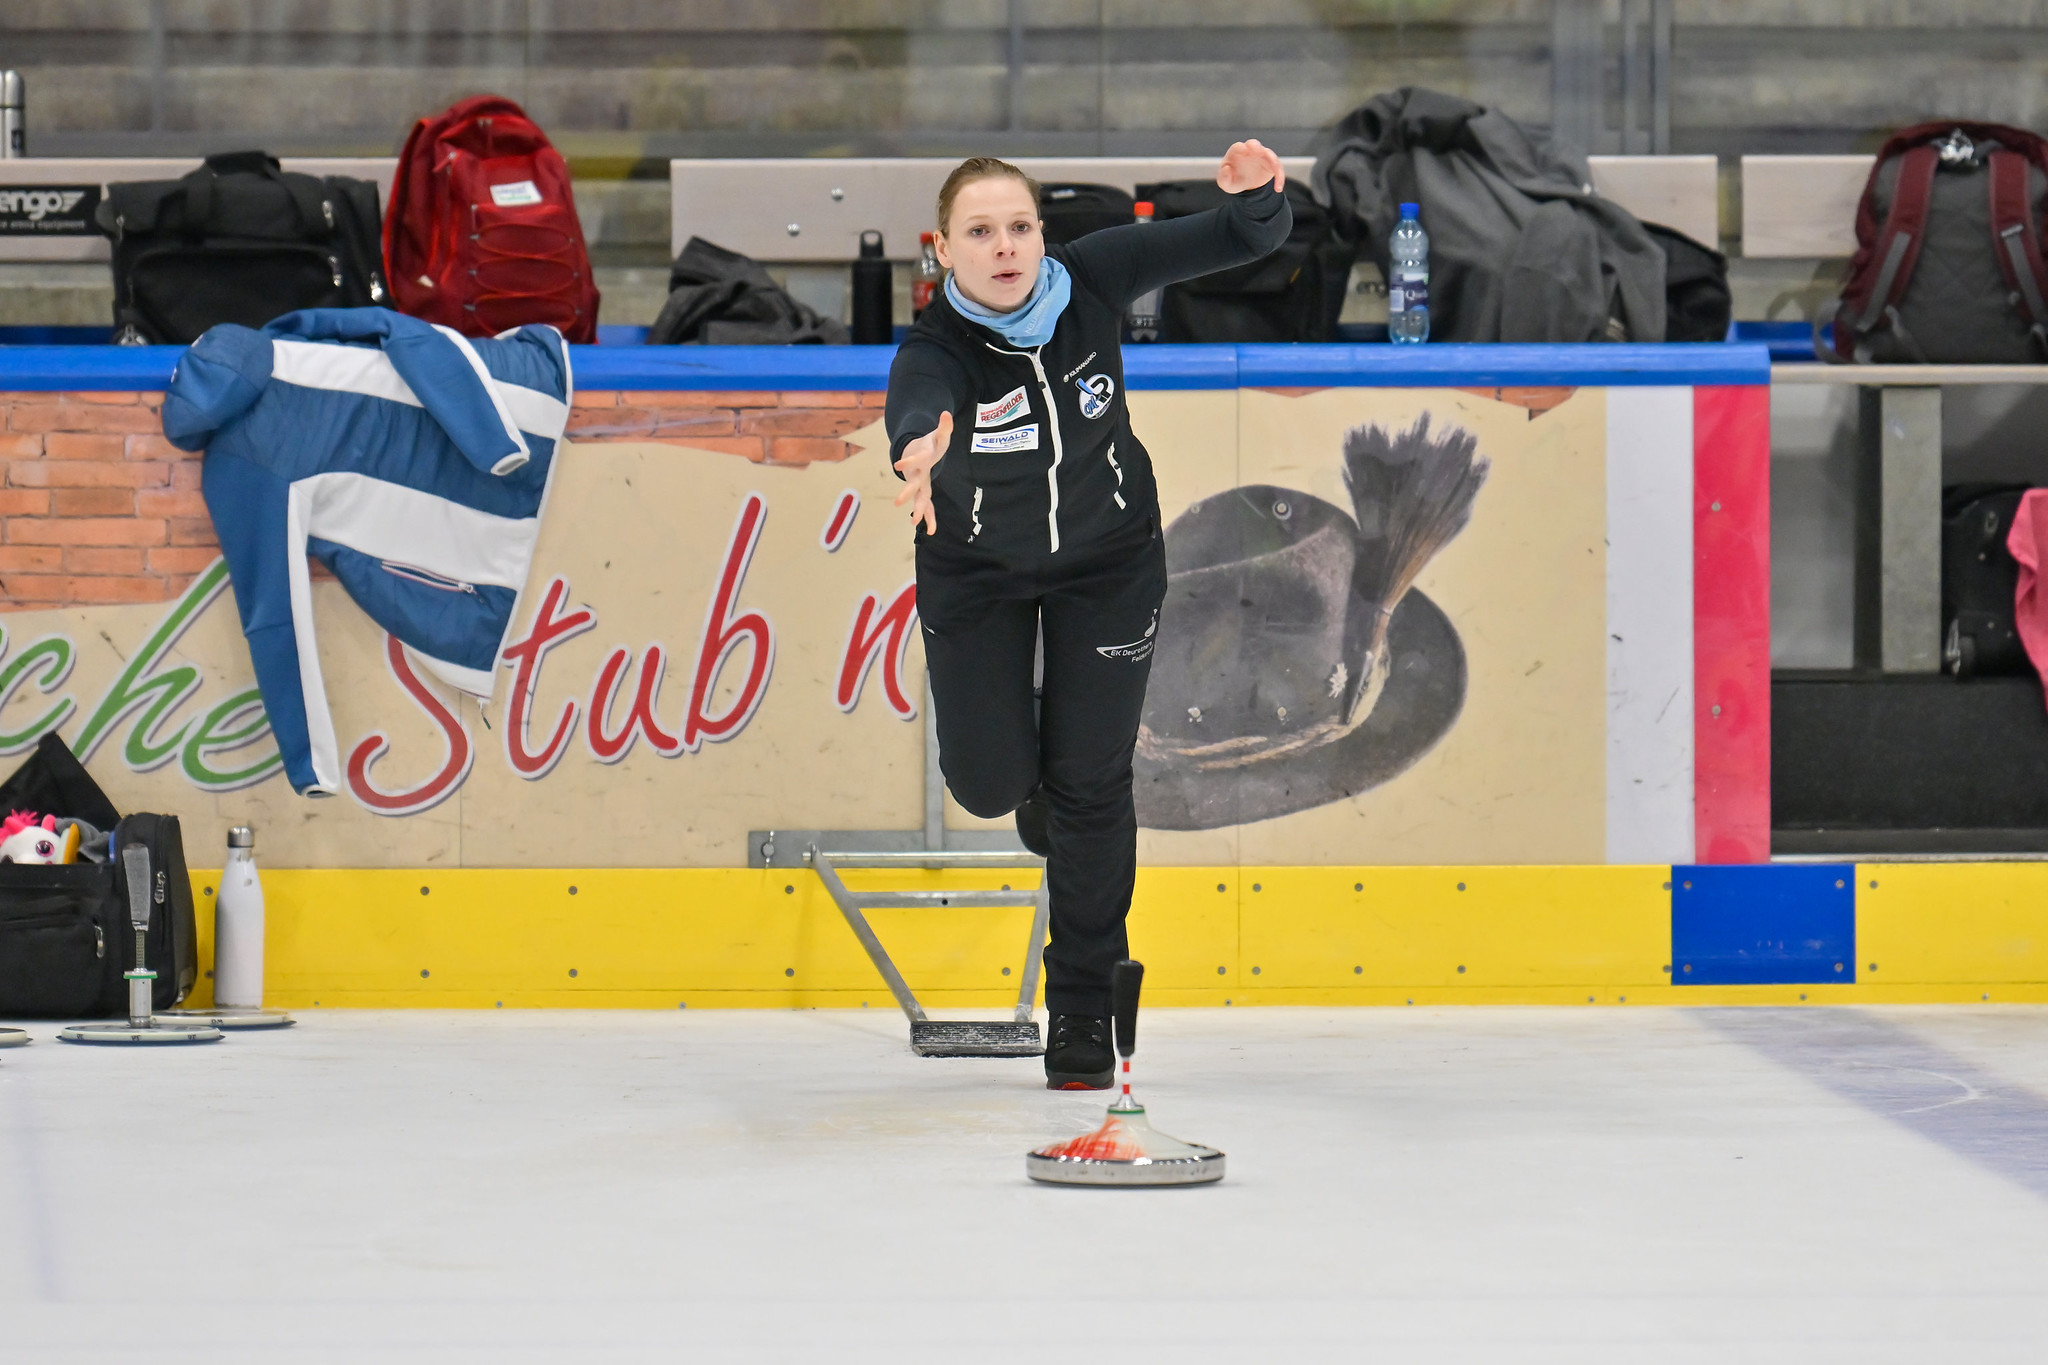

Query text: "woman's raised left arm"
[1061, 140, 1294, 309]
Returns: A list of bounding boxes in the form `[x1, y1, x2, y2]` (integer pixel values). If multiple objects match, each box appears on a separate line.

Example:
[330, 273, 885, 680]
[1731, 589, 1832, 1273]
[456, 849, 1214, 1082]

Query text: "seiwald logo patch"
[977, 385, 1030, 428]
[1076, 373, 1115, 420]
[971, 423, 1040, 453]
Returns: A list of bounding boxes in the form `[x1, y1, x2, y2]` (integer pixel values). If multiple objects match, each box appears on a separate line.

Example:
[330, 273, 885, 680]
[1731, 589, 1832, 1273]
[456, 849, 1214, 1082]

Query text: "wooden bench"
[1739, 155, 1870, 258]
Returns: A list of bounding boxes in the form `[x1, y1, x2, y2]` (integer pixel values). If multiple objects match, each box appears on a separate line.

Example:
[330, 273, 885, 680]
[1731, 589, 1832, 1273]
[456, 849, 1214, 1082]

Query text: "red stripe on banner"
[1693, 385, 1772, 862]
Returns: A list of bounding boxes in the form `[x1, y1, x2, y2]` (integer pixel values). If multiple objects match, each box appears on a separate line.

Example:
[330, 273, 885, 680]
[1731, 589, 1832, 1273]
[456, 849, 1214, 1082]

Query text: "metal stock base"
[58, 1020, 224, 1044]
[0, 1027, 28, 1048]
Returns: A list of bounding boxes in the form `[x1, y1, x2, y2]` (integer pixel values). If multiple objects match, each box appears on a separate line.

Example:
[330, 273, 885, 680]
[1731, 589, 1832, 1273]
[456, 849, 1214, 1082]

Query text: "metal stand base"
[0, 1027, 28, 1048]
[162, 1007, 295, 1030]
[812, 844, 1051, 1059]
[58, 1021, 224, 1045]
[910, 1019, 1041, 1057]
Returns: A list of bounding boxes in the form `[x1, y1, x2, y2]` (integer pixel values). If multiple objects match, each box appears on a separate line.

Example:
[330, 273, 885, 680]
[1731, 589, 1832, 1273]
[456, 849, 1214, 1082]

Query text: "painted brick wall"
[0, 389, 878, 613]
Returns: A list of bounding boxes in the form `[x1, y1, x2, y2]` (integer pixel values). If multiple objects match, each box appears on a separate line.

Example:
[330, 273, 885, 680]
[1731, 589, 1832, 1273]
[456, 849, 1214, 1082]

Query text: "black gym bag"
[1130, 179, 1348, 343]
[96, 150, 386, 345]
[0, 733, 198, 1018]
[1039, 183, 1135, 246]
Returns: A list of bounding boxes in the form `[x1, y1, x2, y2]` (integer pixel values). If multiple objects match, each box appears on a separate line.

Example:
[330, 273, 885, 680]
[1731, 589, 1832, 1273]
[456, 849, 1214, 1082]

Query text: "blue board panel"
[1, 338, 1773, 393]
[1237, 341, 1772, 389]
[571, 344, 897, 390]
[1671, 863, 1857, 986]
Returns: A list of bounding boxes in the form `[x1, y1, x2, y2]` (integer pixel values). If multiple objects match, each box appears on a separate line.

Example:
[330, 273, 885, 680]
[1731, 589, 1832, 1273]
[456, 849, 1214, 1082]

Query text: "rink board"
[172, 862, 2048, 1011]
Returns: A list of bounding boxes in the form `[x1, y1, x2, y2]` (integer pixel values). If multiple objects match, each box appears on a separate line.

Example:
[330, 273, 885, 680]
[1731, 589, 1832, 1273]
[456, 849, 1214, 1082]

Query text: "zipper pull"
[94, 925, 104, 959]
[322, 199, 335, 229]
[329, 256, 343, 289]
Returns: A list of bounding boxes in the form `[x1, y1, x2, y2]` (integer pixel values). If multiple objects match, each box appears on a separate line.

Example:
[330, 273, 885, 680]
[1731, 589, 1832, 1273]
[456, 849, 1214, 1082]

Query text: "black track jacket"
[886, 182, 1291, 567]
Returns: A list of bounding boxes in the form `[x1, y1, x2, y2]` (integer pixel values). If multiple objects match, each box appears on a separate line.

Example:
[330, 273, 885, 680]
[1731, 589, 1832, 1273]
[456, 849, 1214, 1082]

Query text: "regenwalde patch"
[977, 385, 1030, 428]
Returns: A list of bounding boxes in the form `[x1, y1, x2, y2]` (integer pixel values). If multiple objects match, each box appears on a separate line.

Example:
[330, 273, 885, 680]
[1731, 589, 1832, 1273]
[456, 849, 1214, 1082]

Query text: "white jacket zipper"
[1106, 441, 1125, 510]
[381, 560, 478, 594]
[1022, 347, 1063, 553]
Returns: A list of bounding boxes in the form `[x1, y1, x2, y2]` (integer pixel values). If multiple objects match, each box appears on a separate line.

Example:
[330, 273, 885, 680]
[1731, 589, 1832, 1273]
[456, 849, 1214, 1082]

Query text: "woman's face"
[935, 176, 1043, 313]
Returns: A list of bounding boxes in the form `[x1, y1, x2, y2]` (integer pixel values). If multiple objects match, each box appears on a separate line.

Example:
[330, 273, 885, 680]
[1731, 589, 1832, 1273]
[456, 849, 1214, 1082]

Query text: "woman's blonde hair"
[936, 156, 1041, 235]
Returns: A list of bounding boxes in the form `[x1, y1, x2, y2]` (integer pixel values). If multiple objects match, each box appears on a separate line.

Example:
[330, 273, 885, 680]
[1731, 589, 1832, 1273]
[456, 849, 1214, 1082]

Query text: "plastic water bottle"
[1388, 202, 1430, 344]
[213, 825, 266, 1009]
[1126, 201, 1161, 342]
[913, 231, 940, 318]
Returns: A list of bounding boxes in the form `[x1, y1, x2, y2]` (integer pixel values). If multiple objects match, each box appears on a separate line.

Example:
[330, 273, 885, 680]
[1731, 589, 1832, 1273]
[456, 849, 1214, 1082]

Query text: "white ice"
[3, 1005, 2047, 1363]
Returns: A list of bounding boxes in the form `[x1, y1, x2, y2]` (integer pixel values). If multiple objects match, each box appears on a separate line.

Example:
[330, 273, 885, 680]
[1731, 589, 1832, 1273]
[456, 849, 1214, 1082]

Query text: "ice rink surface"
[3, 1004, 2047, 1363]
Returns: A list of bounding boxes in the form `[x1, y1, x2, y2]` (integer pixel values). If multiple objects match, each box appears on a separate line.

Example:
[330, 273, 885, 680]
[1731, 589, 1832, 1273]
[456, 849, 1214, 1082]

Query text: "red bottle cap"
[920, 230, 933, 243]
[1132, 201, 1154, 217]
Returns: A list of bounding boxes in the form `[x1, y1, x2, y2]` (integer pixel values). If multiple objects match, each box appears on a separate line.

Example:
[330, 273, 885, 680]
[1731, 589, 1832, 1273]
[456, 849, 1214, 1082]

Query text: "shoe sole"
[1045, 1070, 1114, 1091]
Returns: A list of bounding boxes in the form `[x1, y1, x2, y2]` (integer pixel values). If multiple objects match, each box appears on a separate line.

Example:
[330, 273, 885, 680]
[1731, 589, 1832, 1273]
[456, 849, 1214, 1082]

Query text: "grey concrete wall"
[18, 1, 2042, 162]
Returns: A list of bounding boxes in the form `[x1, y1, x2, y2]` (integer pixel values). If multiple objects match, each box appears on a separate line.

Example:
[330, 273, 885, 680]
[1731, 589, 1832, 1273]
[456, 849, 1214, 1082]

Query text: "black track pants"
[916, 525, 1168, 1019]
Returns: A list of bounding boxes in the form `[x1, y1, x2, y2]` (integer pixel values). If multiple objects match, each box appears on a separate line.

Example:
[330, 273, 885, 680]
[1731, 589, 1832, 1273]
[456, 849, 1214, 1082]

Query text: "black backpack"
[96, 150, 386, 345]
[648, 237, 849, 345]
[0, 733, 198, 1018]
[1822, 122, 2048, 363]
[1942, 485, 2035, 677]
[1039, 183, 1135, 246]
[1130, 179, 1347, 343]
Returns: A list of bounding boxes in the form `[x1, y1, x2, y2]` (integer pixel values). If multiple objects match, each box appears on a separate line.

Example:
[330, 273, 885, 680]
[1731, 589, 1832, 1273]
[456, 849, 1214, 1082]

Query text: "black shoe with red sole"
[1044, 1012, 1113, 1090]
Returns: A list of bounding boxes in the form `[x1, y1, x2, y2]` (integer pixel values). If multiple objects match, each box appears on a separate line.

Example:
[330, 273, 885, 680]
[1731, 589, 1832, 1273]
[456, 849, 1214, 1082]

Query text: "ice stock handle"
[1112, 959, 1143, 1058]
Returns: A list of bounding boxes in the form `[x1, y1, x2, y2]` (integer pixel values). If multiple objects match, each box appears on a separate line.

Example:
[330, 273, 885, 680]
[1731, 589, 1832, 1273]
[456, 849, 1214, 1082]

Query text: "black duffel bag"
[96, 149, 386, 345]
[1038, 183, 1135, 246]
[1131, 179, 1348, 343]
[0, 733, 198, 1018]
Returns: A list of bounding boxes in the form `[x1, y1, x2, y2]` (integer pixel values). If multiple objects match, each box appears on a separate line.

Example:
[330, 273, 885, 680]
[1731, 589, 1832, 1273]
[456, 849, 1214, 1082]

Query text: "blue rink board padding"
[1671, 864, 1858, 986]
[0, 340, 1775, 393]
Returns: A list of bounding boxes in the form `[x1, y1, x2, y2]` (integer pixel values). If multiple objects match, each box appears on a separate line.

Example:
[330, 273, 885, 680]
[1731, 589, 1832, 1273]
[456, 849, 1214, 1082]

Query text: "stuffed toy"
[0, 811, 80, 865]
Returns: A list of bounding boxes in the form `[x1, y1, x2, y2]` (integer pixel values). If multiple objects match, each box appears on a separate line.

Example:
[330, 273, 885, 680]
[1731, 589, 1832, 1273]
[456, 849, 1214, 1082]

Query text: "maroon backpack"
[1823, 121, 2048, 364]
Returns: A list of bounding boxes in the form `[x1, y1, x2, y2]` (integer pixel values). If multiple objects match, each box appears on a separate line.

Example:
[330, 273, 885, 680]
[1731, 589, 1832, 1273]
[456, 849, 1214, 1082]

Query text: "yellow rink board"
[173, 863, 2048, 1011]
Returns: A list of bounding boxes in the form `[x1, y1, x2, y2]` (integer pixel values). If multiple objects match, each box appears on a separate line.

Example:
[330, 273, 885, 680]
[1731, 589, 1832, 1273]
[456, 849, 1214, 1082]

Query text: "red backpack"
[384, 94, 600, 342]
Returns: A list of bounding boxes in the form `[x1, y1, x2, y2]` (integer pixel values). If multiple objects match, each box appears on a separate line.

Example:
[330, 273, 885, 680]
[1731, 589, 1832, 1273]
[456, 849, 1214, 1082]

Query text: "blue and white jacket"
[163, 308, 571, 797]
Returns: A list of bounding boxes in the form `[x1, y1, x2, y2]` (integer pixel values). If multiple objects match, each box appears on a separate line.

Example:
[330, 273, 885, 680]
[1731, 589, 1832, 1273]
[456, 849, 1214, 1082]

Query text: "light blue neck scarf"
[945, 257, 1072, 349]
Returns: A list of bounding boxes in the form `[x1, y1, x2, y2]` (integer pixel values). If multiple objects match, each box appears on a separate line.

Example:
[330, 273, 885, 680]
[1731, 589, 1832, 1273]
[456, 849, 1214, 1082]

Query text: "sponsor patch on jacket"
[971, 423, 1040, 453]
[977, 385, 1030, 428]
[489, 180, 544, 207]
[1076, 372, 1115, 419]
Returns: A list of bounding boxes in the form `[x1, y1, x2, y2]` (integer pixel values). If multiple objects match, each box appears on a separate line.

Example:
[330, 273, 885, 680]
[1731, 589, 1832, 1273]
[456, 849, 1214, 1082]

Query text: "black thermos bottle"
[851, 229, 893, 344]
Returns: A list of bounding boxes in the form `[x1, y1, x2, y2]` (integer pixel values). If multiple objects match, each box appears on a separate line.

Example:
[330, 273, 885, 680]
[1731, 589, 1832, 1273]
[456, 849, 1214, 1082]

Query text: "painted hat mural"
[1136, 414, 1490, 830]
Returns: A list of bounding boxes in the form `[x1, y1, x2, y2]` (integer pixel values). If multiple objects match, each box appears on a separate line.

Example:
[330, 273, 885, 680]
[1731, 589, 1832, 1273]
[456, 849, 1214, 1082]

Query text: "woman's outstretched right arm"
[886, 340, 970, 535]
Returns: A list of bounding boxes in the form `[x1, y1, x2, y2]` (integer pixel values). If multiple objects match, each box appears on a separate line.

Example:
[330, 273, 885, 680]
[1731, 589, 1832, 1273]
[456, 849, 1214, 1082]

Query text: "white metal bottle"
[213, 825, 266, 1008]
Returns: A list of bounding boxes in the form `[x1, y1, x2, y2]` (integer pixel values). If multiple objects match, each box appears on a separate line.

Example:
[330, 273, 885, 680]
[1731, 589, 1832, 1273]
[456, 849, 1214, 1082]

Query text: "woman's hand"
[1217, 139, 1285, 195]
[893, 410, 952, 536]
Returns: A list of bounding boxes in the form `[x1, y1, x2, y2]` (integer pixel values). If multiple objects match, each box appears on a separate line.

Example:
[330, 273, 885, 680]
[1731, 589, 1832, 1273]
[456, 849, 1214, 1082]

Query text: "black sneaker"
[1015, 788, 1051, 858]
[1044, 1013, 1113, 1090]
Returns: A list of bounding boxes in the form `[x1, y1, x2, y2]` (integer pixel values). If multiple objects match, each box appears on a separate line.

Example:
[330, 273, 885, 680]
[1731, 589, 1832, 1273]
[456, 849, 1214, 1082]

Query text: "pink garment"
[2008, 489, 2048, 710]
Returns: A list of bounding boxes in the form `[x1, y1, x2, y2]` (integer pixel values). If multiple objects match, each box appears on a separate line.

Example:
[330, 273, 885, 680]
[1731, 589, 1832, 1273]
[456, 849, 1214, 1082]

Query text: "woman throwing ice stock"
[886, 140, 1291, 1089]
